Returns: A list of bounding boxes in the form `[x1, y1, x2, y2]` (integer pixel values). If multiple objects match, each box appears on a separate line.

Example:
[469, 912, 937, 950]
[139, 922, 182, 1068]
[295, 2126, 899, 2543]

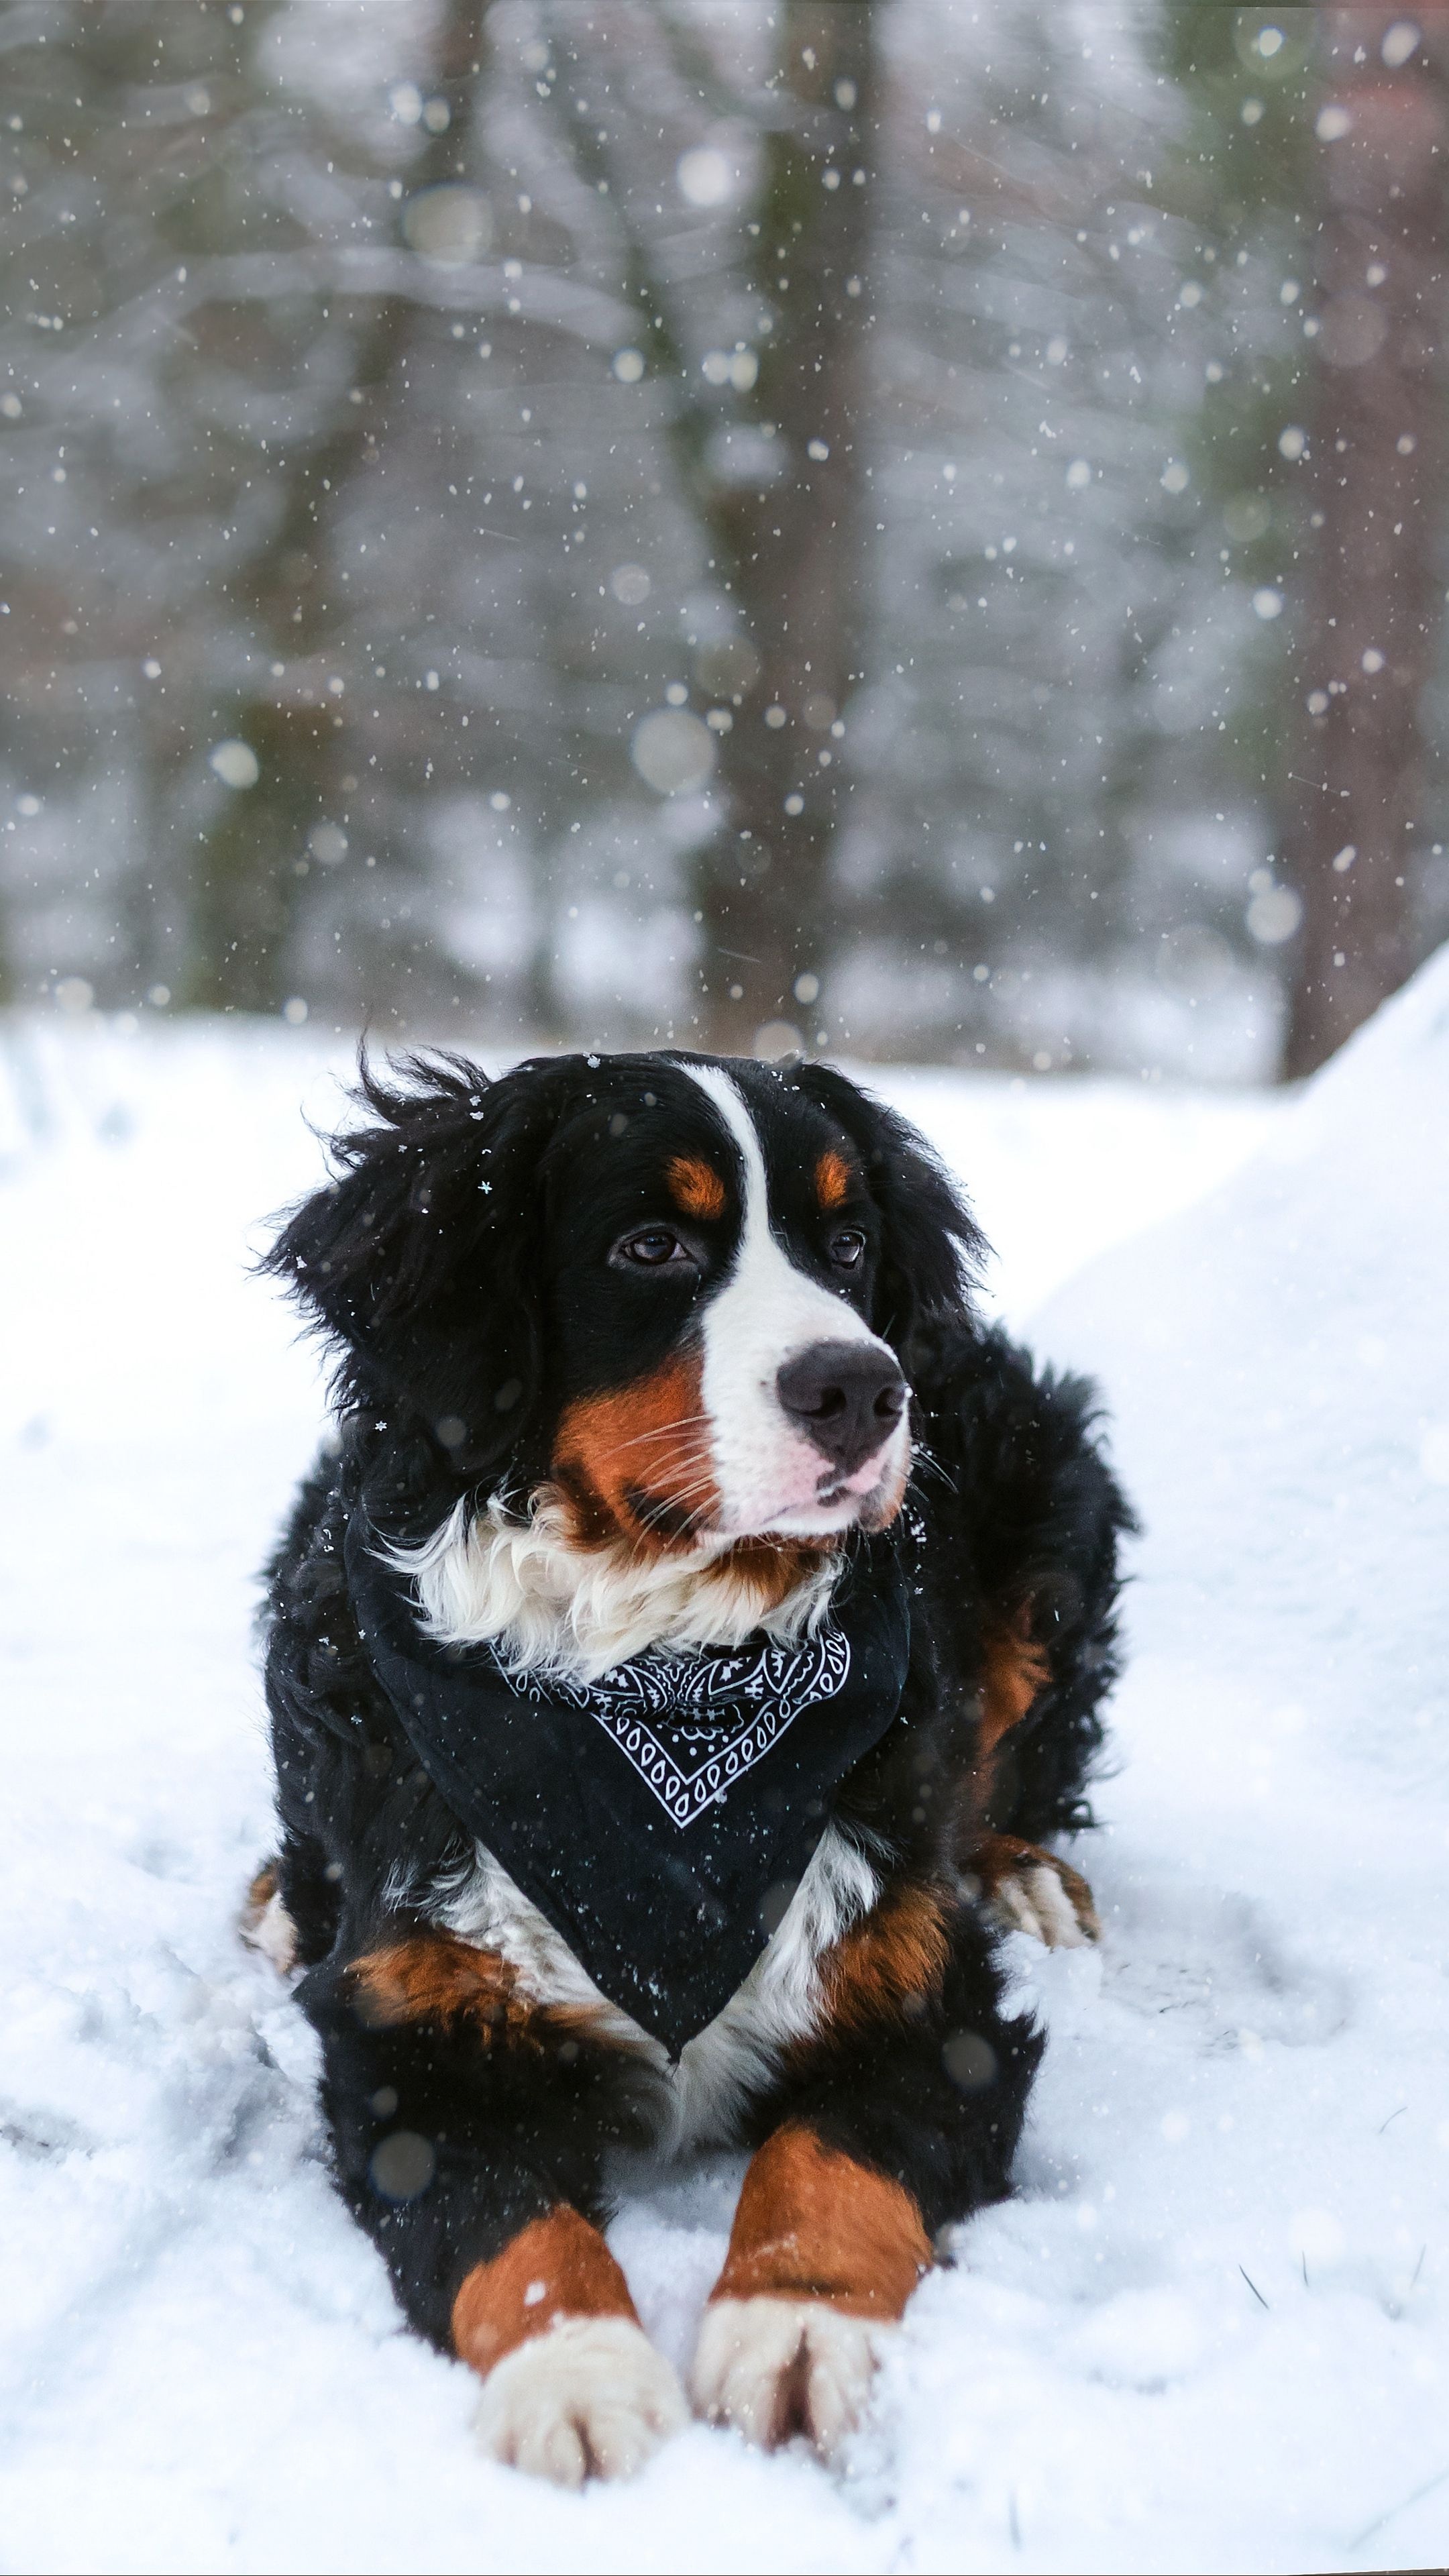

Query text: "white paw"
[990, 1863, 1093, 1948]
[690, 2295, 883, 2463]
[474, 2315, 687, 2486]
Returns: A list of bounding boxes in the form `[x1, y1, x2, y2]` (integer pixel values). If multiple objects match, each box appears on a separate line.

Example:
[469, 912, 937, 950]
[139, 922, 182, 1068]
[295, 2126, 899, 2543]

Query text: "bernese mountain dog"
[248, 1046, 1132, 2485]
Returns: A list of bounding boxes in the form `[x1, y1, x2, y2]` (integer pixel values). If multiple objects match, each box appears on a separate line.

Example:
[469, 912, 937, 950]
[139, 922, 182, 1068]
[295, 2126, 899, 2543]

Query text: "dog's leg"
[458, 2209, 687, 2485]
[912, 1321, 1133, 1864]
[961, 1621, 1101, 1947]
[301, 1927, 685, 2485]
[690, 1882, 1040, 2462]
[241, 1829, 343, 1972]
[690, 2123, 929, 2460]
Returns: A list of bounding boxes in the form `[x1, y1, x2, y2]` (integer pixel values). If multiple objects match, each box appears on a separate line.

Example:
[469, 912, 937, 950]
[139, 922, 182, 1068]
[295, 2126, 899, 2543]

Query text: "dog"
[248, 1046, 1131, 2485]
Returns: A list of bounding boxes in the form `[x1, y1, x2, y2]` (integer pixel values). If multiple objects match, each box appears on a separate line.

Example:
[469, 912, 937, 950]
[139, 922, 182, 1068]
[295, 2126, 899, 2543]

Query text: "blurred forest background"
[2, 0, 1447, 1080]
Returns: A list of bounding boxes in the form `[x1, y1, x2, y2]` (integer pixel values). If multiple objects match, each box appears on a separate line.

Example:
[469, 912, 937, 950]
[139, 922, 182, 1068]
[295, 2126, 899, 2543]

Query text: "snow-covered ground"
[1, 977, 1446, 2575]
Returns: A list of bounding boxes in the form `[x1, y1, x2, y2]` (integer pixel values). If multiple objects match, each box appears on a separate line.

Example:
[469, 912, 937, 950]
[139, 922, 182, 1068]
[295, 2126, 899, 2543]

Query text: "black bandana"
[345, 1515, 912, 2056]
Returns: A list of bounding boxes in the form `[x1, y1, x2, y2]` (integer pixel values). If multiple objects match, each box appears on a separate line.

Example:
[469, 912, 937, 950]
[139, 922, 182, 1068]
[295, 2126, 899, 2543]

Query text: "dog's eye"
[828, 1228, 867, 1270]
[614, 1227, 692, 1269]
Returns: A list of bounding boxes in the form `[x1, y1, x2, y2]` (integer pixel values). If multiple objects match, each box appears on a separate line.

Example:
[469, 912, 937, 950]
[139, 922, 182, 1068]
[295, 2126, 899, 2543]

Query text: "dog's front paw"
[973, 1835, 1100, 1948]
[690, 2294, 882, 2463]
[474, 2315, 687, 2485]
[240, 1862, 299, 1974]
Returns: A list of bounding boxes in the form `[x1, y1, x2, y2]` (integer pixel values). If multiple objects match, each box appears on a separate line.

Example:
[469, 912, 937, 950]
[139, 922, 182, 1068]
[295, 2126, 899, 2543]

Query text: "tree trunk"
[1283, 8, 1448, 1078]
[696, 1, 879, 1053]
[184, 0, 491, 1012]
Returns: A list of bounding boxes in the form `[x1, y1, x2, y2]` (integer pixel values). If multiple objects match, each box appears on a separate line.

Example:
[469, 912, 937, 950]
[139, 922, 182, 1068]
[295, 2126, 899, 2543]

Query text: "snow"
[1, 971, 1446, 2573]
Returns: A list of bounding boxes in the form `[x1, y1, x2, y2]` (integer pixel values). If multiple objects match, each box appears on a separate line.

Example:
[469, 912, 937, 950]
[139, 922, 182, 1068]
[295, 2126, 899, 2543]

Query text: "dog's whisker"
[651, 1456, 723, 1491]
[635, 1472, 719, 1520]
[626, 1442, 718, 1481]
[639, 1461, 729, 1514]
[604, 1413, 714, 1458]
[633, 1493, 712, 1537]
[910, 1442, 959, 1496]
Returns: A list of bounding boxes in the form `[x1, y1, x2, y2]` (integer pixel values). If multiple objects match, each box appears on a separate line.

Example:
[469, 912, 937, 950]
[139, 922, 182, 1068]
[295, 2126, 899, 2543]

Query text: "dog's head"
[266, 1049, 982, 1551]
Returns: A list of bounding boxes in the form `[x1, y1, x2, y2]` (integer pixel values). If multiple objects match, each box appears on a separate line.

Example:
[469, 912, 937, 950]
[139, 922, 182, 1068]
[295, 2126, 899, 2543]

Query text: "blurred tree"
[0, 0, 286, 1004]
[1162, 2, 1449, 1078]
[190, 0, 492, 1013]
[1282, 6, 1448, 1075]
[688, 3, 879, 1052]
[847, 1, 1275, 1071]
[538, 0, 880, 1051]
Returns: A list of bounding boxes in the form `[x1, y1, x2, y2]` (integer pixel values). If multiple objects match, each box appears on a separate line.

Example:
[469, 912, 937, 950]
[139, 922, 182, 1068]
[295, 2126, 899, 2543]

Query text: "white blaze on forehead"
[680, 1062, 904, 1536]
[681, 1063, 868, 1354]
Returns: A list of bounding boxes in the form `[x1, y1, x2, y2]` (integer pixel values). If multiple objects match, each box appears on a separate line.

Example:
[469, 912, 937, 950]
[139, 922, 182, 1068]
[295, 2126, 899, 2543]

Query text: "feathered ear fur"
[789, 1062, 987, 1346]
[262, 1050, 582, 1479]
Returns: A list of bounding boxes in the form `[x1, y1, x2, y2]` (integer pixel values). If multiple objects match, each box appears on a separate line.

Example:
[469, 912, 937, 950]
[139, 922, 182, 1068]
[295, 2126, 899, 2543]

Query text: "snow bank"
[1035, 939, 1449, 1774]
[0, 987, 1444, 2573]
[971, 945, 1449, 2571]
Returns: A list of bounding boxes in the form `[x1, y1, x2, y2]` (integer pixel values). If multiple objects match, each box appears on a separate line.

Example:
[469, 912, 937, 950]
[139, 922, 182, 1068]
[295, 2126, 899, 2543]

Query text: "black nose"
[775, 1339, 907, 1477]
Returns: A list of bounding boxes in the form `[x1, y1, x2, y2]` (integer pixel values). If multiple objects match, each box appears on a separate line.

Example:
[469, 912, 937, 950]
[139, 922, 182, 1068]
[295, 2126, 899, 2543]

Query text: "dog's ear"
[790, 1062, 986, 1344]
[262, 1050, 581, 1477]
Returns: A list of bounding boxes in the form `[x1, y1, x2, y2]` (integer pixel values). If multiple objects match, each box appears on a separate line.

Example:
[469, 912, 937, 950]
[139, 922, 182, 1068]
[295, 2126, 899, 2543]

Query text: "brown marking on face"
[708, 2124, 931, 2320]
[545, 1466, 620, 1552]
[818, 1882, 951, 2035]
[814, 1148, 853, 1211]
[541, 1464, 835, 1599]
[966, 1829, 1100, 1941]
[451, 2206, 641, 2379]
[553, 1350, 719, 1550]
[666, 1152, 727, 1222]
[705, 1535, 835, 1613]
[348, 1932, 543, 2049]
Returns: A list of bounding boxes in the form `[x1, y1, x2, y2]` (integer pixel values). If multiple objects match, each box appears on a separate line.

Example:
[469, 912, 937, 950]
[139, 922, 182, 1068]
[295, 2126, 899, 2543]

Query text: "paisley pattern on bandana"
[495, 1630, 853, 1827]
